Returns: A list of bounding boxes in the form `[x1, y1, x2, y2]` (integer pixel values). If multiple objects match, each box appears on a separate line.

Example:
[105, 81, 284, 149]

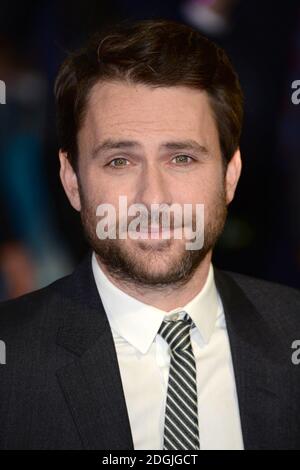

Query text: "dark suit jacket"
[0, 250, 300, 450]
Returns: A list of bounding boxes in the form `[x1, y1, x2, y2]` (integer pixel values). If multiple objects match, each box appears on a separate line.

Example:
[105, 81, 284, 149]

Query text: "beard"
[78, 183, 228, 290]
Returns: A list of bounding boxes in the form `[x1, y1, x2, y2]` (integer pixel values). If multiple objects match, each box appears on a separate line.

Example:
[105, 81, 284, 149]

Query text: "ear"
[59, 150, 81, 211]
[225, 148, 242, 205]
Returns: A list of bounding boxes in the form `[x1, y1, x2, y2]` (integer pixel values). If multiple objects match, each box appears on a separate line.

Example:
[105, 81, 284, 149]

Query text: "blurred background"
[0, 0, 299, 300]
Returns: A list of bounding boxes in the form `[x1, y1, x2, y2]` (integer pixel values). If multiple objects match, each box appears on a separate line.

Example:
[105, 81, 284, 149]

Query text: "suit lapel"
[214, 268, 290, 449]
[55, 250, 134, 450]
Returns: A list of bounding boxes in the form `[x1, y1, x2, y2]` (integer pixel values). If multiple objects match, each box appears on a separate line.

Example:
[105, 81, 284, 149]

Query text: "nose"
[135, 163, 173, 209]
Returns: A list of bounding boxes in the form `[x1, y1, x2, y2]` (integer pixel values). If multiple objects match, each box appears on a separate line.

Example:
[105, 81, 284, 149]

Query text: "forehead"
[79, 80, 219, 147]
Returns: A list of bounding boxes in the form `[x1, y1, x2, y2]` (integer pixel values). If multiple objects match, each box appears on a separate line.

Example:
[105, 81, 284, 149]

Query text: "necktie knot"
[158, 312, 194, 352]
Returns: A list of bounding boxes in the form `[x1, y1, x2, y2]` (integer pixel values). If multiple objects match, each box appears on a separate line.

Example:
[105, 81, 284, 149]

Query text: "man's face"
[60, 81, 241, 287]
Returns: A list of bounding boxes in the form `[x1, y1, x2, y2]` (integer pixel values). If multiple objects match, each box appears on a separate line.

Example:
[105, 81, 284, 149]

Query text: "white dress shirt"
[91, 251, 244, 450]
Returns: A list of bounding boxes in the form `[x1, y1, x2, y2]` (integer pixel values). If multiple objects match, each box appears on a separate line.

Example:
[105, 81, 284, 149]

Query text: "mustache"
[117, 213, 197, 230]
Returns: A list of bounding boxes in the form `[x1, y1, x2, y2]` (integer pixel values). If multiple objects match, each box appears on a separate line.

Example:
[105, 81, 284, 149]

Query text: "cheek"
[192, 176, 224, 215]
[81, 167, 106, 203]
[183, 177, 214, 206]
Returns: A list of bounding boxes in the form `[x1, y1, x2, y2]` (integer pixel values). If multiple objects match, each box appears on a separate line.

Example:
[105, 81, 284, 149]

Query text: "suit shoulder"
[221, 269, 300, 301]
[0, 273, 72, 332]
[216, 268, 300, 326]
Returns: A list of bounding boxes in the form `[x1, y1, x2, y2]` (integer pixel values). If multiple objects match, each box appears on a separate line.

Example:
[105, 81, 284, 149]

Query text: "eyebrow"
[91, 138, 209, 158]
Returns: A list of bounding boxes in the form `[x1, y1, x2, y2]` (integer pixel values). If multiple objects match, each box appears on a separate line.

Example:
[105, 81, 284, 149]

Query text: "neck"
[95, 251, 212, 312]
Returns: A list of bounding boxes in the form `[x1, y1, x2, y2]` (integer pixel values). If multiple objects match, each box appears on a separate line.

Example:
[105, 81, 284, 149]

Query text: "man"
[0, 18, 300, 450]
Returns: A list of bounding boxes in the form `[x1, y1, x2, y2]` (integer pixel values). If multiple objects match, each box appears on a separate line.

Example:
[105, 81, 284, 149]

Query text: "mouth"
[139, 225, 172, 233]
[128, 226, 183, 240]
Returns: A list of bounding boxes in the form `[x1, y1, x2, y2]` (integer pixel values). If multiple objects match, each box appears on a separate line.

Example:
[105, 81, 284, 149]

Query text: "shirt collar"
[92, 251, 220, 354]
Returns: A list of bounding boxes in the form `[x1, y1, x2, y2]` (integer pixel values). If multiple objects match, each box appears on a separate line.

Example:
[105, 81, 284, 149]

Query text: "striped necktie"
[158, 312, 200, 450]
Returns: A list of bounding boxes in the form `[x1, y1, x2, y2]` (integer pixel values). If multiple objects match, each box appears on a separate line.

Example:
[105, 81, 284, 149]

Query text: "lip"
[128, 227, 182, 240]
[139, 226, 172, 233]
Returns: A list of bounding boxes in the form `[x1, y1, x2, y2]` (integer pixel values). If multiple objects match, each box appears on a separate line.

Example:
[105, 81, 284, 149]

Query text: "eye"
[107, 157, 129, 168]
[172, 154, 194, 164]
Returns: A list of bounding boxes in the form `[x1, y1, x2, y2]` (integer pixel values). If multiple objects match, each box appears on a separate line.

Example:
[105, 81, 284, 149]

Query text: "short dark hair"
[54, 18, 243, 171]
